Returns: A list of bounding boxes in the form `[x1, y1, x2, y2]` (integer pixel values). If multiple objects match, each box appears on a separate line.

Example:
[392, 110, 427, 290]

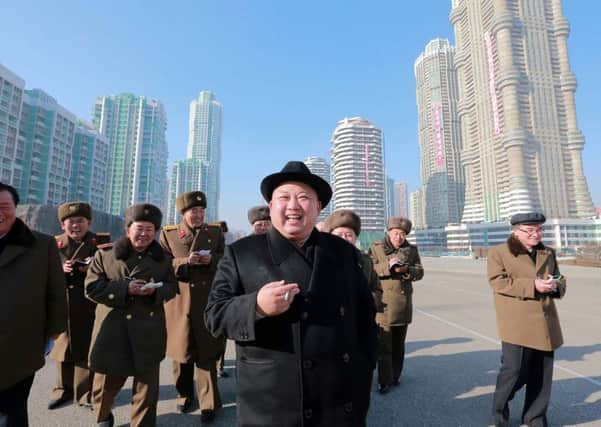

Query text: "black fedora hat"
[260, 161, 332, 207]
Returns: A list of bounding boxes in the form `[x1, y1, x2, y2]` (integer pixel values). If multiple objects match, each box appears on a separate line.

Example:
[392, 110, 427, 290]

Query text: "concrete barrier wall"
[17, 204, 125, 239]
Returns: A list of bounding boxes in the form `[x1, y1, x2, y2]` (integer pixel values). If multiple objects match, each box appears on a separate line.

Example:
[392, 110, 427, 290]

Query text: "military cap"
[58, 202, 92, 222]
[510, 212, 546, 226]
[209, 221, 229, 233]
[247, 205, 270, 225]
[176, 191, 207, 214]
[387, 217, 412, 234]
[125, 203, 162, 230]
[260, 161, 332, 207]
[324, 209, 361, 236]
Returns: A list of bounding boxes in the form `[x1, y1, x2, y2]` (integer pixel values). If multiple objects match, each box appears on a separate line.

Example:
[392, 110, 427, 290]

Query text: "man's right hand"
[535, 277, 555, 294]
[63, 260, 73, 273]
[188, 252, 201, 265]
[256, 280, 300, 317]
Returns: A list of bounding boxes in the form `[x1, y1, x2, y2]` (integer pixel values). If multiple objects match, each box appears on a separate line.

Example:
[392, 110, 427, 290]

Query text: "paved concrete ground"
[27, 257, 600, 426]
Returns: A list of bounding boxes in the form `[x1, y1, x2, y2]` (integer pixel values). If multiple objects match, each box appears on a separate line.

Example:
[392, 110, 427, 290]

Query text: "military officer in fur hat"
[369, 217, 423, 394]
[48, 202, 110, 410]
[247, 205, 271, 235]
[85, 203, 177, 427]
[324, 209, 383, 313]
[488, 213, 566, 427]
[205, 161, 378, 427]
[159, 191, 225, 423]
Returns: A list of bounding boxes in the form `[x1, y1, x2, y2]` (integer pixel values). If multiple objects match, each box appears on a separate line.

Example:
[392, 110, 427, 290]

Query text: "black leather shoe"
[98, 413, 114, 427]
[377, 384, 390, 394]
[176, 398, 193, 413]
[48, 393, 73, 409]
[200, 409, 215, 423]
[392, 378, 401, 386]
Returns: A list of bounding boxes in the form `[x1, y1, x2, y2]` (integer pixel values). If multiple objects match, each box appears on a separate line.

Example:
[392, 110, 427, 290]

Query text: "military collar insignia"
[91, 237, 97, 246]
[57, 239, 64, 249]
[179, 228, 187, 239]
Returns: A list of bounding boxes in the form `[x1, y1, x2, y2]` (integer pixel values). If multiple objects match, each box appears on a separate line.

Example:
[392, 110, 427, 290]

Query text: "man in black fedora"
[205, 161, 378, 427]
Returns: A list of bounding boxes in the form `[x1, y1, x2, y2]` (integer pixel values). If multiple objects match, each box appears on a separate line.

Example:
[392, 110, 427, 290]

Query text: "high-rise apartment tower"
[450, 0, 595, 222]
[415, 38, 464, 227]
[331, 117, 386, 232]
[93, 93, 168, 215]
[187, 91, 222, 222]
[304, 156, 332, 221]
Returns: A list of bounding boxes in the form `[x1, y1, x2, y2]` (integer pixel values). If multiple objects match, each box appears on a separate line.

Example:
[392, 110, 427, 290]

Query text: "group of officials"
[0, 160, 566, 427]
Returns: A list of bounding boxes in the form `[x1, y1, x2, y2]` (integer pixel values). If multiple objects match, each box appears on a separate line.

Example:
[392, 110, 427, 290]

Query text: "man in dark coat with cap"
[159, 192, 225, 422]
[0, 183, 67, 426]
[85, 203, 177, 427]
[247, 205, 271, 235]
[205, 161, 378, 427]
[488, 212, 566, 427]
[48, 201, 111, 410]
[369, 217, 423, 393]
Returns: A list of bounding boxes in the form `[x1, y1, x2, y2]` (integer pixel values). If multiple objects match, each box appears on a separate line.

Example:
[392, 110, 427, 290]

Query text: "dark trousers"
[377, 324, 409, 386]
[0, 375, 35, 427]
[52, 361, 93, 404]
[173, 361, 221, 411]
[492, 342, 554, 427]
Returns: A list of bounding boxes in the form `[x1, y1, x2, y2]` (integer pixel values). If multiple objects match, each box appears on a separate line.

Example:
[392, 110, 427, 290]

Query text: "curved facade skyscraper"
[414, 38, 464, 228]
[451, 0, 595, 222]
[331, 117, 386, 232]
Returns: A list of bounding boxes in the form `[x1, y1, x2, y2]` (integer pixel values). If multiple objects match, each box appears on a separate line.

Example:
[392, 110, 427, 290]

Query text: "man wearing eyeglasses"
[488, 213, 566, 427]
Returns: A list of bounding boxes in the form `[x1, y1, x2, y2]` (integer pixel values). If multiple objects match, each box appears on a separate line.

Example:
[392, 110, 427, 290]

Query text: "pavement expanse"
[27, 257, 600, 426]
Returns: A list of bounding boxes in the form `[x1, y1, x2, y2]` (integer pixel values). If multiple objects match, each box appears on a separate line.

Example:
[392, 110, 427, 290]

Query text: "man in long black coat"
[205, 161, 378, 427]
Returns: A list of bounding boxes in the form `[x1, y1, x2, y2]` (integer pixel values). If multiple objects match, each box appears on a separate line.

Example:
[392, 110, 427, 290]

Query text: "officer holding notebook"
[48, 201, 111, 410]
[159, 191, 225, 423]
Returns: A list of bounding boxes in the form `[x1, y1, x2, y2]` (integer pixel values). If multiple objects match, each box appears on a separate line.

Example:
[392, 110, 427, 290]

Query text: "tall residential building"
[187, 91, 222, 222]
[392, 182, 409, 218]
[69, 123, 109, 211]
[17, 89, 76, 206]
[415, 38, 464, 228]
[167, 159, 208, 224]
[331, 117, 386, 232]
[304, 156, 332, 221]
[385, 175, 395, 219]
[93, 94, 168, 215]
[0, 64, 25, 184]
[450, 0, 595, 222]
[409, 189, 426, 229]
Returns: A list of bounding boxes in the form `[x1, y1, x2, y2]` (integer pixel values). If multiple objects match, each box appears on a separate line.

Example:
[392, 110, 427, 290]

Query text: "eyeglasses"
[518, 228, 542, 236]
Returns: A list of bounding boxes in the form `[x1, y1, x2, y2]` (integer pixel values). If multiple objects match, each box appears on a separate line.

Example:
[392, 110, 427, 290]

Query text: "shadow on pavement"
[368, 343, 601, 427]
[556, 343, 601, 362]
[406, 337, 473, 355]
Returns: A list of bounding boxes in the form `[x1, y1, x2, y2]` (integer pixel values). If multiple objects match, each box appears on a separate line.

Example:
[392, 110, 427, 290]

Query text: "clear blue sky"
[2, 1, 600, 230]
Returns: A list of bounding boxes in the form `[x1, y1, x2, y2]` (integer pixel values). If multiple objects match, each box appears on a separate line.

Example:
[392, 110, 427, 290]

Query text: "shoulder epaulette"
[96, 232, 110, 237]
[96, 242, 113, 251]
[163, 224, 178, 231]
[373, 241, 384, 246]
